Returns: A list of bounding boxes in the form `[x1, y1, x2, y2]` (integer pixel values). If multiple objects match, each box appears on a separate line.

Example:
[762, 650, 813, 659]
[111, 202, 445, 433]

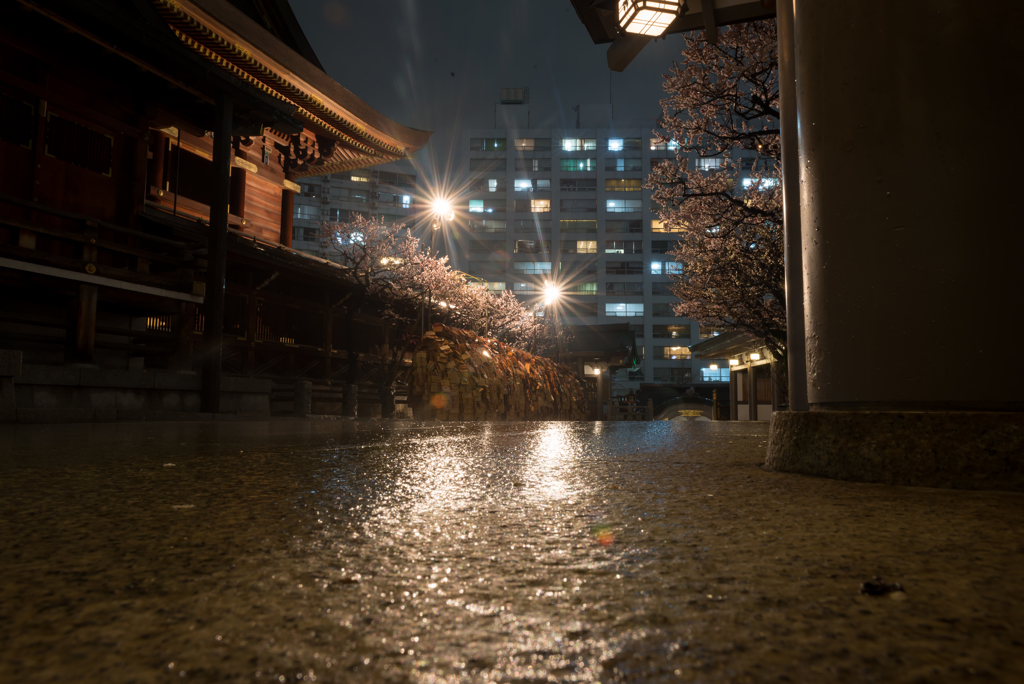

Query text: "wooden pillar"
[75, 284, 98, 364]
[201, 91, 233, 413]
[125, 129, 150, 229]
[748, 364, 758, 422]
[729, 369, 738, 421]
[280, 171, 294, 247]
[230, 166, 246, 221]
[322, 305, 333, 381]
[244, 294, 257, 376]
[171, 301, 195, 372]
[150, 130, 166, 192]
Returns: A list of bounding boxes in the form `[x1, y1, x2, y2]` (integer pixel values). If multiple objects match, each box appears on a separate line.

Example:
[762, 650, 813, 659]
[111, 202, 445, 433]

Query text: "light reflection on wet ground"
[2, 420, 1023, 683]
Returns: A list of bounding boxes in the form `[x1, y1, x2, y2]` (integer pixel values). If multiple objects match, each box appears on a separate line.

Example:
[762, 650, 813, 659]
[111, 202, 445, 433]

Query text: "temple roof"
[153, 0, 431, 176]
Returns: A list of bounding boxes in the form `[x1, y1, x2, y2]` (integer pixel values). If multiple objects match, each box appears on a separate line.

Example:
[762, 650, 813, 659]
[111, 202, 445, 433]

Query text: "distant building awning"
[152, 0, 431, 176]
[689, 329, 762, 359]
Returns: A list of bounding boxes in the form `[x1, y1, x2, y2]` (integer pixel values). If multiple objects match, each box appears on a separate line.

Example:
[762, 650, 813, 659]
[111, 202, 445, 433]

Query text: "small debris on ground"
[860, 577, 904, 596]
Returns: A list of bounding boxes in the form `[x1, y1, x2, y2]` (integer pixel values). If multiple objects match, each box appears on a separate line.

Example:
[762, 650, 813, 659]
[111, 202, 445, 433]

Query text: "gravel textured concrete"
[1, 420, 1023, 683]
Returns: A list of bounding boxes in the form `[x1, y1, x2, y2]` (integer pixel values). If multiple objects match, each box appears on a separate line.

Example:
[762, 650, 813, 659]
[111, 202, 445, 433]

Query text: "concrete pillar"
[201, 91, 233, 414]
[767, 0, 1024, 490]
[776, 0, 808, 412]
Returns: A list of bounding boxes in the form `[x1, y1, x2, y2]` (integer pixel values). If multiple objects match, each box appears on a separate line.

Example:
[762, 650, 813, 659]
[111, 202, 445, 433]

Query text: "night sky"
[291, 1, 688, 180]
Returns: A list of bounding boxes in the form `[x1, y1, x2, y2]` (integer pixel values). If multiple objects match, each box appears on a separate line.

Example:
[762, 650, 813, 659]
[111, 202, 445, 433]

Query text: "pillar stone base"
[766, 411, 1024, 492]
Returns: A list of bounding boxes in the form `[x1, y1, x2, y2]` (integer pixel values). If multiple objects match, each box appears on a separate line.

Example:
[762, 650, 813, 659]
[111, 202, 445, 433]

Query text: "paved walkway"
[1, 420, 1022, 682]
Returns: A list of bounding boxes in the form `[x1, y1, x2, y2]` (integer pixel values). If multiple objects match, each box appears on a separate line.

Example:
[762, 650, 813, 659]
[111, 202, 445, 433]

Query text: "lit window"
[561, 138, 597, 151]
[514, 179, 533, 192]
[651, 261, 662, 274]
[605, 179, 642, 192]
[469, 199, 484, 213]
[606, 199, 642, 213]
[695, 157, 726, 171]
[742, 178, 780, 189]
[576, 240, 597, 254]
[513, 282, 537, 292]
[665, 262, 683, 274]
[514, 138, 551, 151]
[700, 367, 731, 382]
[488, 179, 499, 192]
[649, 138, 680, 151]
[560, 158, 597, 172]
[662, 346, 691, 360]
[530, 199, 550, 212]
[607, 138, 623, 151]
[482, 282, 506, 292]
[350, 174, 369, 183]
[605, 303, 644, 317]
[402, 195, 412, 208]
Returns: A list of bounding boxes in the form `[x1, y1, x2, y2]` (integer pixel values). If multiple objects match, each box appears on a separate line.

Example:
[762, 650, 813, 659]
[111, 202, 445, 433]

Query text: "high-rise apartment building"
[291, 159, 420, 259]
[457, 128, 758, 392]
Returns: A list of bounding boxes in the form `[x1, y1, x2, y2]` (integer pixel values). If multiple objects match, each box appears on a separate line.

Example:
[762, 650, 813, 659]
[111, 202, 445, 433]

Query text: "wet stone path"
[1, 420, 1023, 683]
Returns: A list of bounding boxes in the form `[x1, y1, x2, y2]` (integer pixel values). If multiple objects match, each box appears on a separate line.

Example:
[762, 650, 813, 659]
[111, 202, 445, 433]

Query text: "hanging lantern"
[618, 0, 682, 37]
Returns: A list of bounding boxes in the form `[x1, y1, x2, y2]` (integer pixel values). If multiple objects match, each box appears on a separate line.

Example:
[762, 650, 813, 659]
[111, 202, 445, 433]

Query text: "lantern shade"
[618, 0, 682, 37]
[729, 358, 740, 366]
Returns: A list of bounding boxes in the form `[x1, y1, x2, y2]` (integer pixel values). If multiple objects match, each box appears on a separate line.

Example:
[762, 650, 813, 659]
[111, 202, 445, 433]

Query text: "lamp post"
[421, 197, 455, 336]
[543, 281, 562, 362]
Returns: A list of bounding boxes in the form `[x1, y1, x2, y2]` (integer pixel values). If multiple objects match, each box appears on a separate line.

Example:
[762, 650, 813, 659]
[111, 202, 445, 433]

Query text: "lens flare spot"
[430, 392, 449, 410]
[592, 524, 614, 546]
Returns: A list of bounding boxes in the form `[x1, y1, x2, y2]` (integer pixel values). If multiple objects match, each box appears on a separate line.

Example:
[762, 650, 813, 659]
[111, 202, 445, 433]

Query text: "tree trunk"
[343, 311, 360, 384]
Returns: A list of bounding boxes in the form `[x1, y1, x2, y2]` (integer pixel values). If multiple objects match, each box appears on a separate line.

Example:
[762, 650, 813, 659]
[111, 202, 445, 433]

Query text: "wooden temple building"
[0, 0, 431, 421]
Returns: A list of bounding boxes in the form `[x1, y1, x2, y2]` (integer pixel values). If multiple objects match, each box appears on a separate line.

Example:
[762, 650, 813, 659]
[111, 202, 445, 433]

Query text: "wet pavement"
[1, 420, 1023, 683]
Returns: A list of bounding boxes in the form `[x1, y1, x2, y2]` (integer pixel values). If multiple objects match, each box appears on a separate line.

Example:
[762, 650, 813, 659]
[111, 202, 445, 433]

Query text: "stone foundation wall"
[0, 351, 271, 423]
[766, 411, 1024, 492]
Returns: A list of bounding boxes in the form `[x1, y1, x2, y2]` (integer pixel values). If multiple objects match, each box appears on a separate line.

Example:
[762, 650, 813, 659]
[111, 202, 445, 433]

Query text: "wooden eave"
[151, 0, 431, 176]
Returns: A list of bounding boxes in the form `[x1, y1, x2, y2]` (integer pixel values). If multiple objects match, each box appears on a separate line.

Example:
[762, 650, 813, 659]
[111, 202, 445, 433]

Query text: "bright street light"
[431, 197, 454, 222]
[543, 282, 561, 306]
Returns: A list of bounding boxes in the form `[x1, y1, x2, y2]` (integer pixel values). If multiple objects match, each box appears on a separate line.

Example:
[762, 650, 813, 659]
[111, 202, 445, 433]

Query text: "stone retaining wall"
[0, 351, 271, 423]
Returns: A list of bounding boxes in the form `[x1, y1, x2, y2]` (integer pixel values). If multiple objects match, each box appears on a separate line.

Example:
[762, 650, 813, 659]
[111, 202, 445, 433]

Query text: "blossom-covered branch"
[647, 20, 787, 360]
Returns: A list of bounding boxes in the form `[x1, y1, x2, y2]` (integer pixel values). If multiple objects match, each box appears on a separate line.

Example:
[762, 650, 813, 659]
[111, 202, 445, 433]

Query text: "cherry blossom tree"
[322, 215, 567, 408]
[647, 20, 787, 361]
